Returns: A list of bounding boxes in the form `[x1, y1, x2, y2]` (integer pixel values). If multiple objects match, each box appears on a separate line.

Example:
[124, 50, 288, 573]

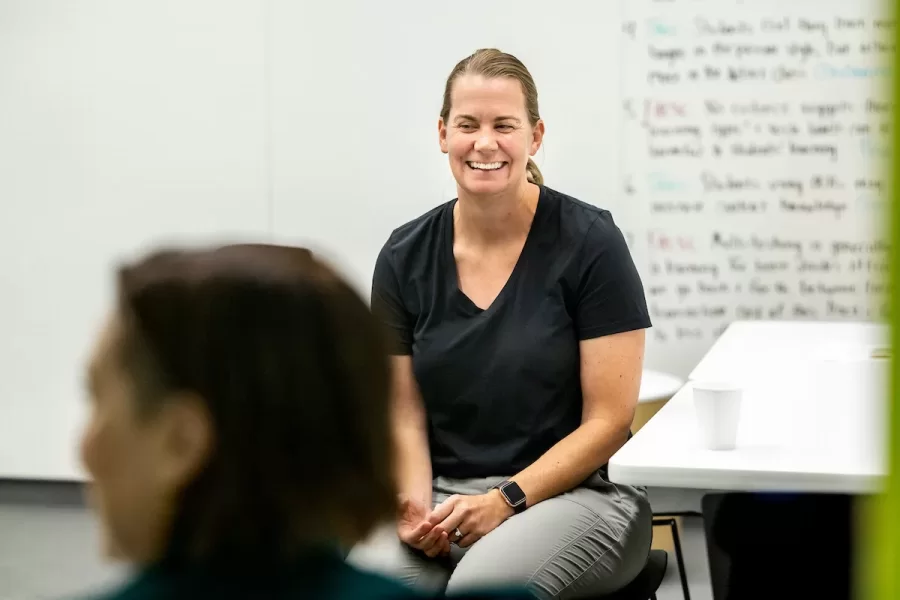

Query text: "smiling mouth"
[467, 161, 507, 171]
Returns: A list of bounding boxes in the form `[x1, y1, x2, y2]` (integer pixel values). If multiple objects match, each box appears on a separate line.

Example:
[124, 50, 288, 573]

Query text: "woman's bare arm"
[502, 329, 645, 507]
[390, 355, 433, 509]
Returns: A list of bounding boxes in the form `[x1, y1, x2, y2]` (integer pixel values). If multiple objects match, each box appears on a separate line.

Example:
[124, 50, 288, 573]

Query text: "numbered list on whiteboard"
[621, 1, 893, 372]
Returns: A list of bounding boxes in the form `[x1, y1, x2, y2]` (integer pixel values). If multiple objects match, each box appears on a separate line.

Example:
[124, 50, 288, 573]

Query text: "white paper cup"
[692, 381, 743, 450]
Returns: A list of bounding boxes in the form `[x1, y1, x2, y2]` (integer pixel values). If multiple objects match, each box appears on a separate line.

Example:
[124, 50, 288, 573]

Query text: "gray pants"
[347, 472, 652, 599]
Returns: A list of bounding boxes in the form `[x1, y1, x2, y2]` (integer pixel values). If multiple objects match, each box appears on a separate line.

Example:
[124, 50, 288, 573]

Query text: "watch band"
[493, 480, 527, 514]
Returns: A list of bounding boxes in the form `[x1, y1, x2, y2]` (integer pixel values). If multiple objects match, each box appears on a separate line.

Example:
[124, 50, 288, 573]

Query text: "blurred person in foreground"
[76, 243, 531, 600]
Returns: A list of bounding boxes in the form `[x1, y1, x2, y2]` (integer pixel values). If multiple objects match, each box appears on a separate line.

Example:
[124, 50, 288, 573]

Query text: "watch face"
[501, 482, 526, 506]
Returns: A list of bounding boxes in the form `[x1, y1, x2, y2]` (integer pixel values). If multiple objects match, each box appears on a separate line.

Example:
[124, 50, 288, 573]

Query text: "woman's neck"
[455, 182, 539, 248]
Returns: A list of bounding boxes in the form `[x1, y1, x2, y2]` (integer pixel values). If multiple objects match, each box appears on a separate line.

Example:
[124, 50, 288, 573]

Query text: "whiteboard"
[0, 0, 890, 480]
[0, 1, 270, 480]
[620, 0, 892, 375]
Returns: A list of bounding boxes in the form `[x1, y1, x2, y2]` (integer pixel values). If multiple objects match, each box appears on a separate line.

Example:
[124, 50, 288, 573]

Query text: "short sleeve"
[575, 212, 652, 340]
[370, 240, 414, 355]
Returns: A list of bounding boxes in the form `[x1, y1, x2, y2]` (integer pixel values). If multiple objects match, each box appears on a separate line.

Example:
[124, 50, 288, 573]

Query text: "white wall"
[0, 0, 888, 480]
[0, 1, 270, 479]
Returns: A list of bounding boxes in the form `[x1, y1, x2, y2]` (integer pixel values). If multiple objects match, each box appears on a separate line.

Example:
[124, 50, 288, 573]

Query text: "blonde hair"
[440, 48, 544, 186]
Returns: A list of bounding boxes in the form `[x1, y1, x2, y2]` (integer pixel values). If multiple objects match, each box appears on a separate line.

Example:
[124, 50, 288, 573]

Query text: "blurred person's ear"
[152, 393, 214, 491]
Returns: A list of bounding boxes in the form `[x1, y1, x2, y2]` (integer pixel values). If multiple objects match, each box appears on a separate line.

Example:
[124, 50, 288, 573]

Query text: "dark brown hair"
[115, 243, 395, 563]
[440, 48, 544, 186]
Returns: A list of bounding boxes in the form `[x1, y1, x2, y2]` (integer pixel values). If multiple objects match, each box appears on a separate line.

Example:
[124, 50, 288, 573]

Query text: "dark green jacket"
[81, 548, 532, 600]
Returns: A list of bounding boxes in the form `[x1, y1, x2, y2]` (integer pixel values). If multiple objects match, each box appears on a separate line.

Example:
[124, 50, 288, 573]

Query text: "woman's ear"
[155, 393, 213, 490]
[530, 120, 545, 156]
[438, 118, 449, 154]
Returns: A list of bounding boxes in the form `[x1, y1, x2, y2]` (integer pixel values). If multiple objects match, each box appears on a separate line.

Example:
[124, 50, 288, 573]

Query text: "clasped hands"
[397, 490, 515, 557]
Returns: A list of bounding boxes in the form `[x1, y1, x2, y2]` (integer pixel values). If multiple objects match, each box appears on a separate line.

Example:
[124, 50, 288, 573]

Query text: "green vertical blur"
[862, 2, 899, 598]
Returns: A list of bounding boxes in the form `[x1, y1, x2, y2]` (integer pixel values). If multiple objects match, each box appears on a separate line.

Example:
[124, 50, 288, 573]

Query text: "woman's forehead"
[450, 75, 526, 116]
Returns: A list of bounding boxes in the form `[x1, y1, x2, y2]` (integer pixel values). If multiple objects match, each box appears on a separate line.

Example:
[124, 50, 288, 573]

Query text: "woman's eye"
[497, 124, 514, 131]
[458, 123, 475, 131]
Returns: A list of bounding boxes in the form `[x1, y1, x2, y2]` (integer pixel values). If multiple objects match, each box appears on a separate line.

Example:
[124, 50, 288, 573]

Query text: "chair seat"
[598, 549, 668, 600]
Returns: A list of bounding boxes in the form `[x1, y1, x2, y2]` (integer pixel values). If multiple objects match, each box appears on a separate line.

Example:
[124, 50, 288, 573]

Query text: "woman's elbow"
[585, 405, 635, 445]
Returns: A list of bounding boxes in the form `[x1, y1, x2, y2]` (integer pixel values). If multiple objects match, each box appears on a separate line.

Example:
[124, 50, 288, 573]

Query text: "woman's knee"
[584, 494, 653, 595]
[562, 486, 652, 595]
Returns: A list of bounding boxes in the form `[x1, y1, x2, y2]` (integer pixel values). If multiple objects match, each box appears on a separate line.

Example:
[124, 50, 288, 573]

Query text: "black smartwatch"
[494, 480, 527, 514]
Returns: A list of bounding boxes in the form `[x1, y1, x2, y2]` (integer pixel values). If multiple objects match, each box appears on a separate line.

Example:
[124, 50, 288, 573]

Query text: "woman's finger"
[436, 510, 466, 538]
[411, 520, 433, 540]
[457, 532, 480, 548]
[399, 520, 432, 545]
[424, 532, 447, 558]
[418, 525, 444, 550]
[427, 497, 457, 526]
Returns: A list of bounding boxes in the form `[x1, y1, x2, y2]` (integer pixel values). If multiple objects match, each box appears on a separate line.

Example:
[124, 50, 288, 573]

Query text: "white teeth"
[468, 161, 504, 170]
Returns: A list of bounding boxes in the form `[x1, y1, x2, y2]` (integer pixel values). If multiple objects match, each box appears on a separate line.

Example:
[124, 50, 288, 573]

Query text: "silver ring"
[453, 527, 463, 540]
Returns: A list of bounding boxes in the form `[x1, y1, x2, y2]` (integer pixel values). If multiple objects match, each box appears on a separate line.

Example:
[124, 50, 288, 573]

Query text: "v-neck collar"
[444, 186, 546, 318]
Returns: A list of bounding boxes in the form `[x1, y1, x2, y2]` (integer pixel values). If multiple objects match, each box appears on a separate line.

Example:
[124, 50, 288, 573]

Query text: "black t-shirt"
[371, 186, 651, 479]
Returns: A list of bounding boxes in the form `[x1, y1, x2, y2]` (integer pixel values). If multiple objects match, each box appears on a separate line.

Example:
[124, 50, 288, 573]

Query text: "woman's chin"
[460, 177, 511, 197]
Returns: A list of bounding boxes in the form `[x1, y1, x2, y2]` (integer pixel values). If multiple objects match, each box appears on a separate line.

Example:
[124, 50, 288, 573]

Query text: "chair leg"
[653, 517, 691, 600]
[668, 518, 691, 600]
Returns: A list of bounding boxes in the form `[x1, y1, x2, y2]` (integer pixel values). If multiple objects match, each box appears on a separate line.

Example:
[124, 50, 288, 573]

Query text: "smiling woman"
[439, 50, 545, 189]
[347, 49, 653, 599]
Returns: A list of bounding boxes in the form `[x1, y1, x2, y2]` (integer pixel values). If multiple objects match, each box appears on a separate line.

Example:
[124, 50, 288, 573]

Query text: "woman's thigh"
[446, 476, 652, 599]
[346, 523, 452, 594]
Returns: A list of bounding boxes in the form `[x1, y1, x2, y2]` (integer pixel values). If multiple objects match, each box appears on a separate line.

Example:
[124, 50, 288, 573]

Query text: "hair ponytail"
[526, 158, 544, 186]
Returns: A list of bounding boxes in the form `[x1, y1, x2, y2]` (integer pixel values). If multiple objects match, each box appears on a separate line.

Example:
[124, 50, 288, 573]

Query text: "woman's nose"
[474, 130, 498, 152]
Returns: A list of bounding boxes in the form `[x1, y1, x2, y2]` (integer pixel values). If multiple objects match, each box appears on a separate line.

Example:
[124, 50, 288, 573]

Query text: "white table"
[638, 369, 684, 403]
[689, 320, 888, 383]
[610, 321, 889, 494]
